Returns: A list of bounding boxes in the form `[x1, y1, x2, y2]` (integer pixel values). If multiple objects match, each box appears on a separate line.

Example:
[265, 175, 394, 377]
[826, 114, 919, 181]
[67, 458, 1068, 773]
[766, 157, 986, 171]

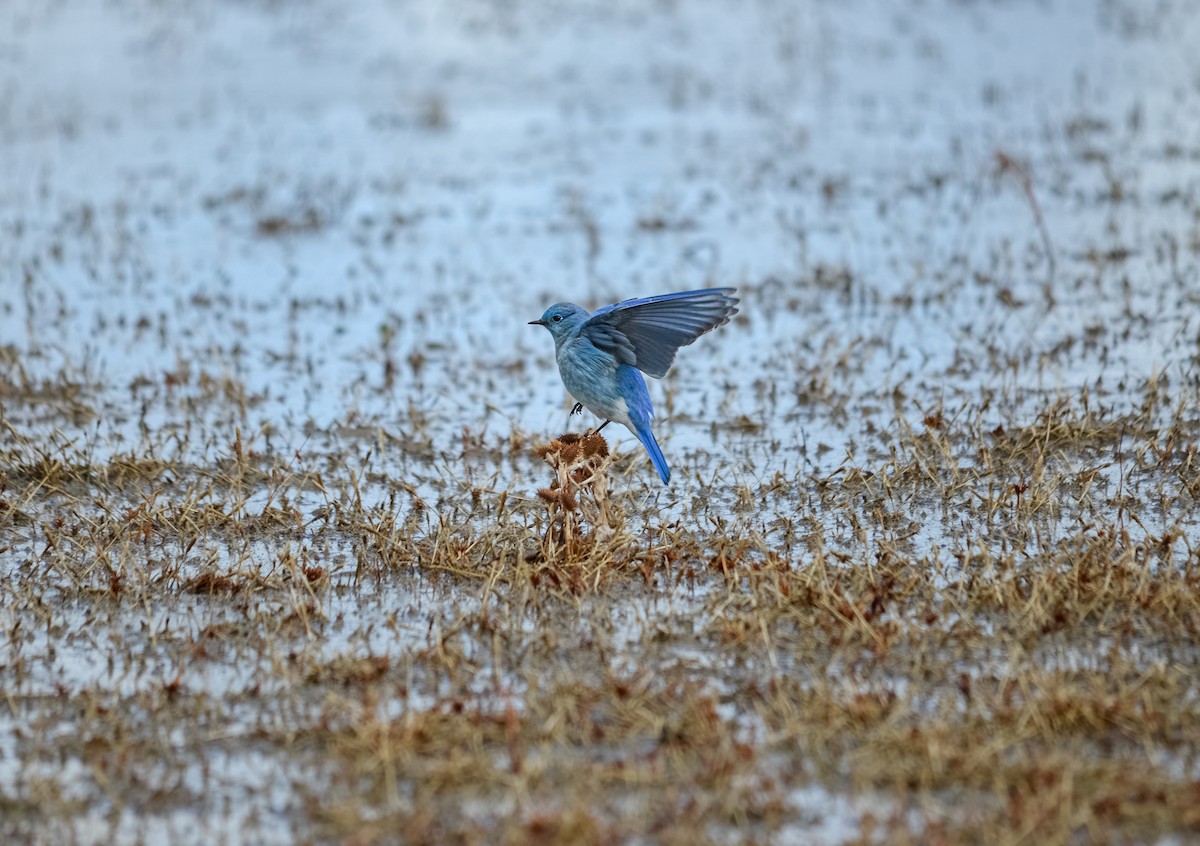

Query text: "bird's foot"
[584, 420, 612, 438]
[571, 402, 583, 416]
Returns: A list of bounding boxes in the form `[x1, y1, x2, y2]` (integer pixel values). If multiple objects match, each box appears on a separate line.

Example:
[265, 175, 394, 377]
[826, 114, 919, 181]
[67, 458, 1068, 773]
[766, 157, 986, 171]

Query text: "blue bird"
[530, 288, 739, 484]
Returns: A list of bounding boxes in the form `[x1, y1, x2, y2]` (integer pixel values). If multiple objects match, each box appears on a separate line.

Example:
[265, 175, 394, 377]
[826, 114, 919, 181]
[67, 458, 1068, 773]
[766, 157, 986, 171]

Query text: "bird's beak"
[529, 319, 545, 326]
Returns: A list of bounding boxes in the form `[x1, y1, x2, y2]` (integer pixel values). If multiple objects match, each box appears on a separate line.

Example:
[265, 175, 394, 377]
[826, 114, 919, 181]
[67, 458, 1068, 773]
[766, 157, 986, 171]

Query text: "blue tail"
[616, 365, 671, 484]
[630, 418, 670, 484]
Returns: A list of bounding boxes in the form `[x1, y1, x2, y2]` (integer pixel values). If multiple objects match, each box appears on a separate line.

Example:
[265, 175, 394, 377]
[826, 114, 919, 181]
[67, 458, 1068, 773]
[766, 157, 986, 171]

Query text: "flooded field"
[2, 0, 1199, 843]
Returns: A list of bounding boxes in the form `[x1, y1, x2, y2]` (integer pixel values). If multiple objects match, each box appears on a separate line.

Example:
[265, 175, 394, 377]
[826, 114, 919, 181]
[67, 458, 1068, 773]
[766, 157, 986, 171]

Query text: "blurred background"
[3, 0, 1198, 478]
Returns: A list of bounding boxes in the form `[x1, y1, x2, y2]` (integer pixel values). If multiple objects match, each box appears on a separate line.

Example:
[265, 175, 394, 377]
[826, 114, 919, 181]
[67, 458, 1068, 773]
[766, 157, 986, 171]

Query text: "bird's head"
[529, 303, 588, 342]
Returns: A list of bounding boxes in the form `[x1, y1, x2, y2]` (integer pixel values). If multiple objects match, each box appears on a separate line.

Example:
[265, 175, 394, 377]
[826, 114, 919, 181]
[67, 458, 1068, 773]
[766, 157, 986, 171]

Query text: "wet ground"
[2, 1, 1199, 844]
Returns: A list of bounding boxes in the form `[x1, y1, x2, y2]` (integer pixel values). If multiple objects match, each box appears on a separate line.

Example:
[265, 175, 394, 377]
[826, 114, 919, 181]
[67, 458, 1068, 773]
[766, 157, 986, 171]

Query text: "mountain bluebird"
[530, 288, 738, 484]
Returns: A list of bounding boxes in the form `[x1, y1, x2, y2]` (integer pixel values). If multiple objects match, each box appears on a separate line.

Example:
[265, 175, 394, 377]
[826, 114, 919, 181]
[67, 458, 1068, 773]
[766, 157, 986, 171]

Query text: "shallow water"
[3, 0, 1199, 843]
[4, 0, 1196, 464]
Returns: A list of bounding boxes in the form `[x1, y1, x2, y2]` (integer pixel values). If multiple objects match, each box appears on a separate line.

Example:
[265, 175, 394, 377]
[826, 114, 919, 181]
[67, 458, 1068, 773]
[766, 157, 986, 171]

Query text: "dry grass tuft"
[535, 432, 619, 557]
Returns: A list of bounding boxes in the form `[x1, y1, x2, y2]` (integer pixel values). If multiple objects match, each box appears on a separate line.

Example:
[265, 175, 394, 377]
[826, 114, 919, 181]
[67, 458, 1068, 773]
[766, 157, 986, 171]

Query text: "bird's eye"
[552, 315, 562, 322]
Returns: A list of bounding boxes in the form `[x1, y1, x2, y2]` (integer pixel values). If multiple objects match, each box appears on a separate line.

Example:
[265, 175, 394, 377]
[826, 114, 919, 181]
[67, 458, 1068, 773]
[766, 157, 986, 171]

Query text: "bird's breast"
[556, 339, 630, 423]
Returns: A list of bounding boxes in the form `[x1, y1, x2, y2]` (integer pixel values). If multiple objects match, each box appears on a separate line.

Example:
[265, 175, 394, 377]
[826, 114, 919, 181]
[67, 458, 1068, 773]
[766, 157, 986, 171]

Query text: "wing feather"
[581, 288, 738, 378]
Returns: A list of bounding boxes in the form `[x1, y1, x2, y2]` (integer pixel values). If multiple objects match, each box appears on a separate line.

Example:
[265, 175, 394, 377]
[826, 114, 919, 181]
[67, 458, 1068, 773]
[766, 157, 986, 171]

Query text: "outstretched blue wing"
[580, 288, 738, 378]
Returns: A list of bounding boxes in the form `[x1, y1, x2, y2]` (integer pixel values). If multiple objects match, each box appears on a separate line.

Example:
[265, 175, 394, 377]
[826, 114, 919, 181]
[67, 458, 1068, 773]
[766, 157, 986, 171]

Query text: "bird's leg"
[571, 402, 583, 416]
[583, 419, 611, 438]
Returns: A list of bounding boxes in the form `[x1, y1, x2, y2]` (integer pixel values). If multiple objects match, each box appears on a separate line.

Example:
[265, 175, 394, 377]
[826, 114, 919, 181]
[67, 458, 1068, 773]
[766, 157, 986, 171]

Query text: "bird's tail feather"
[631, 420, 670, 484]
